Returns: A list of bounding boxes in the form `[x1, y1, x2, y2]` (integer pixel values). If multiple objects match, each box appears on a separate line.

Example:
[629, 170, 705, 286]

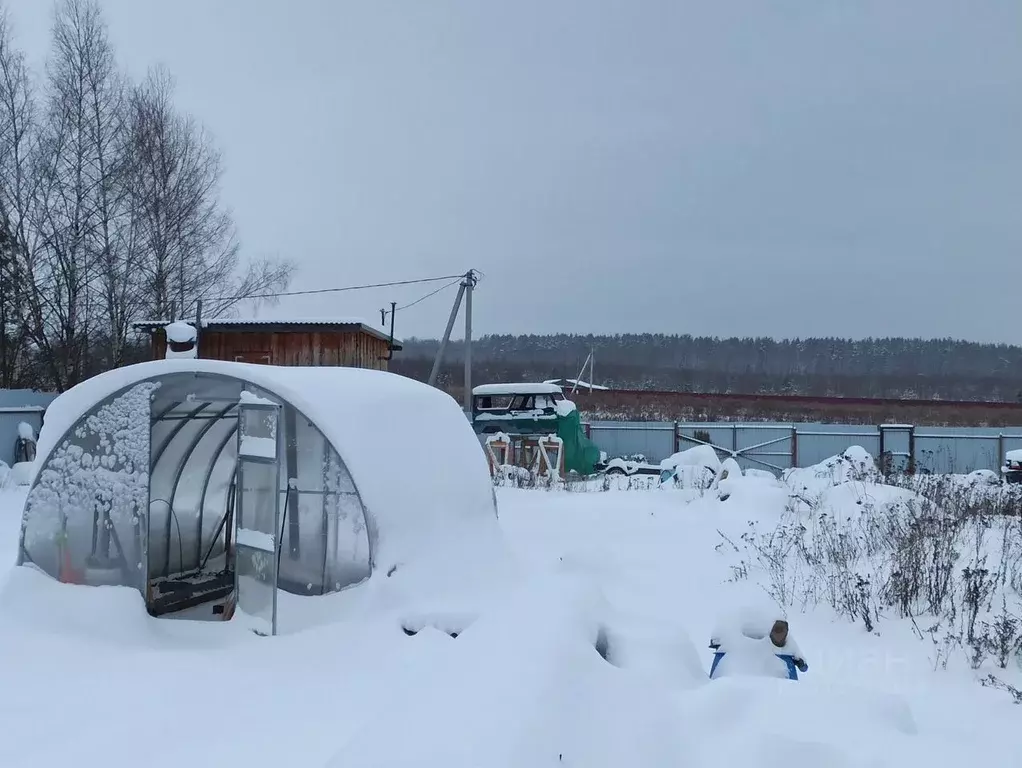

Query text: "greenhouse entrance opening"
[146, 385, 290, 634]
[144, 376, 268, 622]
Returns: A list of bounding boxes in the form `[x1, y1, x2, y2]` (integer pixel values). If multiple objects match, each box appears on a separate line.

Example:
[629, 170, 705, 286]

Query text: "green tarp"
[556, 408, 602, 476]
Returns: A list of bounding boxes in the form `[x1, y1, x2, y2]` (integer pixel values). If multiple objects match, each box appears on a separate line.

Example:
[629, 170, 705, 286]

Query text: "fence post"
[791, 426, 798, 469]
[673, 421, 679, 454]
[908, 425, 916, 475]
[998, 432, 1005, 470]
[731, 424, 738, 457]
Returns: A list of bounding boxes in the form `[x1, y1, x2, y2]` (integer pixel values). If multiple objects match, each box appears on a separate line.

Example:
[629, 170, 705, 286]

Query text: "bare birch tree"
[126, 67, 293, 323]
[80, 7, 130, 369]
[2, 1, 294, 390]
[0, 4, 36, 387]
[27, 0, 130, 388]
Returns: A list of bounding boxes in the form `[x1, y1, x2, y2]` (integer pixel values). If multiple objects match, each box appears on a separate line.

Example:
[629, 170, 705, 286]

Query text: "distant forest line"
[390, 334, 1022, 402]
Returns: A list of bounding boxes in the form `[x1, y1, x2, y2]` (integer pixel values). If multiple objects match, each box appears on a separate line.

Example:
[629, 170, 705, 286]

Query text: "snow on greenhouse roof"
[472, 382, 563, 396]
[33, 359, 496, 571]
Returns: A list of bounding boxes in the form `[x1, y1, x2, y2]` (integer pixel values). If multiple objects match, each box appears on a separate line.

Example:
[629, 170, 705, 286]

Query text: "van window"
[476, 395, 512, 411]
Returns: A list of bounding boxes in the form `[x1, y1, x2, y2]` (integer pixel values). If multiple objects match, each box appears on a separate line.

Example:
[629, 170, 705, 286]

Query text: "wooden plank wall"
[147, 329, 391, 370]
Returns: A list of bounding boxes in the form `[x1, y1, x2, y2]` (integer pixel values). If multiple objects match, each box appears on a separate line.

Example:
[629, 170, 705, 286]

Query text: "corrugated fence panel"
[0, 408, 45, 467]
[589, 421, 675, 463]
[915, 433, 1002, 475]
[797, 429, 882, 468]
[1002, 435, 1022, 460]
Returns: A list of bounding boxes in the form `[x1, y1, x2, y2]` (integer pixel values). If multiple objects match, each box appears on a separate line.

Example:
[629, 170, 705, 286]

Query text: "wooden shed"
[132, 318, 401, 370]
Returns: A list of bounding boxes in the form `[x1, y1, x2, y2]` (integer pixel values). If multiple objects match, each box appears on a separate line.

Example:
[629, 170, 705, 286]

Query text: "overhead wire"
[394, 277, 464, 312]
[206, 273, 469, 303]
[0, 271, 474, 322]
[380, 270, 480, 323]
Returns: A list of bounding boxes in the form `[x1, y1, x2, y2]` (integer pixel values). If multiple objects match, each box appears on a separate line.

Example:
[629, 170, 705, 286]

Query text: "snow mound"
[715, 457, 743, 500]
[679, 678, 920, 766]
[662, 444, 721, 473]
[16, 421, 35, 441]
[786, 478, 921, 527]
[963, 469, 1000, 487]
[709, 461, 788, 507]
[718, 456, 742, 480]
[599, 615, 706, 691]
[0, 566, 176, 647]
[326, 572, 688, 768]
[661, 445, 722, 489]
[784, 445, 881, 493]
[3, 462, 34, 488]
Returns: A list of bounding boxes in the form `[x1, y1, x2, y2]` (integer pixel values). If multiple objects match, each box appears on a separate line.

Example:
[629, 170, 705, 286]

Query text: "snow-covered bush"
[721, 444, 1022, 676]
[783, 446, 881, 495]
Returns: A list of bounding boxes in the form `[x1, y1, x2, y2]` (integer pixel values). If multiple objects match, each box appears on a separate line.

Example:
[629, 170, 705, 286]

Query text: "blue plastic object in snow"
[708, 651, 808, 681]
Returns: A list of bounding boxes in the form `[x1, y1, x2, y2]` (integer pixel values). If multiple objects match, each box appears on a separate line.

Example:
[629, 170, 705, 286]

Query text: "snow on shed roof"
[33, 359, 496, 571]
[132, 317, 401, 347]
[472, 382, 563, 396]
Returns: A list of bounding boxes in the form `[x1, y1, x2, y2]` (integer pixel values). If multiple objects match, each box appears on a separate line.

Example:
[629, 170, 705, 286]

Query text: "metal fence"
[586, 421, 1022, 476]
[0, 407, 46, 467]
[0, 389, 57, 468]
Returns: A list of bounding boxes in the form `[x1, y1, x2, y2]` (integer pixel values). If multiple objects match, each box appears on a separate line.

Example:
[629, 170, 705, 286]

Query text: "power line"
[395, 277, 464, 312]
[209, 273, 469, 303]
[2, 270, 476, 326]
[380, 271, 480, 324]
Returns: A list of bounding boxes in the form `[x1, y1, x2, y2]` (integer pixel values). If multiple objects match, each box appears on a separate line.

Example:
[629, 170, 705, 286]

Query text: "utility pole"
[463, 270, 476, 414]
[427, 269, 477, 406]
[590, 344, 595, 392]
[428, 280, 467, 387]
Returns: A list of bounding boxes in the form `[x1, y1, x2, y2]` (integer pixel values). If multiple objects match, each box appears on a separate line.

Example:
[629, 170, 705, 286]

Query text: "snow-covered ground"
[0, 449, 1020, 767]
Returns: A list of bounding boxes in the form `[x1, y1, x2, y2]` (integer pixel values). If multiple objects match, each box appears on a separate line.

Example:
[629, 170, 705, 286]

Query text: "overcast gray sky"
[6, 0, 1021, 342]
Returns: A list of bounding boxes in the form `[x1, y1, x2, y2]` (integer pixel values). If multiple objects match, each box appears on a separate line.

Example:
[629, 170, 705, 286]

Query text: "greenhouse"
[18, 359, 498, 635]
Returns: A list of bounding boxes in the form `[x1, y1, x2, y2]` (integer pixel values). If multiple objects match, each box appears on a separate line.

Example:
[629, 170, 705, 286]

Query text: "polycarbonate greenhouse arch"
[19, 368, 373, 609]
[18, 358, 501, 623]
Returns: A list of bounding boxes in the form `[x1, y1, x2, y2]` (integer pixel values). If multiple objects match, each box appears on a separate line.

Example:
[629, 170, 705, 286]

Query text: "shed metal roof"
[132, 317, 402, 348]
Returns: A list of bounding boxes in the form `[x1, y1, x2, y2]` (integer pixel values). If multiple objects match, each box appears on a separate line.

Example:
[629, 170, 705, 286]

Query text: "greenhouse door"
[234, 399, 282, 636]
